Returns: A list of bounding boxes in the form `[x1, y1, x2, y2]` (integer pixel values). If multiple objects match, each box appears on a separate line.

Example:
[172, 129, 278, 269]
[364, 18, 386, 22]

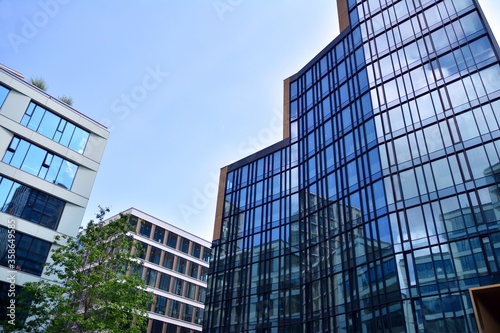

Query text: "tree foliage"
[4, 207, 150, 333]
[29, 77, 47, 91]
[58, 95, 74, 106]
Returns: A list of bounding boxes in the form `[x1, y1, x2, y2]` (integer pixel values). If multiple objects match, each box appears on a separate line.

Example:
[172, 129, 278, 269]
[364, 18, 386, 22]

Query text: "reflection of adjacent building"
[209, 188, 407, 332]
[205, 0, 500, 331]
[440, 162, 500, 241]
[0, 64, 109, 326]
[2, 184, 29, 216]
[392, 162, 500, 332]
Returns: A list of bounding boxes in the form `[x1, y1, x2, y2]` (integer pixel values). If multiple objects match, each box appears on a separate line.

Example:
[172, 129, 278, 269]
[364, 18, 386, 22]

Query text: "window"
[180, 237, 190, 254]
[159, 273, 171, 291]
[201, 266, 208, 282]
[136, 242, 147, 259]
[0, 85, 9, 108]
[155, 295, 167, 315]
[0, 176, 65, 230]
[470, 37, 495, 65]
[145, 268, 157, 287]
[167, 232, 178, 248]
[195, 308, 204, 324]
[163, 252, 175, 269]
[148, 246, 161, 265]
[481, 65, 500, 95]
[168, 300, 180, 318]
[150, 319, 164, 333]
[185, 283, 196, 300]
[129, 215, 138, 232]
[189, 262, 199, 279]
[198, 287, 206, 303]
[3, 137, 78, 189]
[456, 111, 479, 141]
[166, 324, 177, 333]
[139, 221, 152, 238]
[460, 12, 483, 38]
[173, 277, 184, 295]
[0, 227, 51, 276]
[202, 248, 211, 262]
[192, 243, 201, 258]
[154, 226, 165, 243]
[21, 102, 90, 154]
[183, 304, 194, 322]
[177, 258, 187, 274]
[131, 264, 143, 279]
[466, 145, 490, 179]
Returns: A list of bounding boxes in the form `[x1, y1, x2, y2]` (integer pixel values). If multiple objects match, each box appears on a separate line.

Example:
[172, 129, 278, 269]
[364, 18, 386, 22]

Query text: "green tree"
[58, 95, 74, 106]
[5, 207, 150, 333]
[29, 77, 47, 91]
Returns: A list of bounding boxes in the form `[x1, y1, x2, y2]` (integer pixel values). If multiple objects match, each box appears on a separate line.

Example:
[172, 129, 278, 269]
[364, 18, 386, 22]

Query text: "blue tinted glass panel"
[60, 121, 75, 147]
[46, 155, 62, 184]
[290, 80, 298, 99]
[481, 65, 500, 95]
[460, 12, 483, 37]
[56, 161, 78, 189]
[0, 227, 51, 276]
[38, 111, 59, 139]
[20, 145, 46, 176]
[20, 103, 89, 154]
[470, 37, 495, 65]
[2, 137, 77, 189]
[7, 139, 29, 168]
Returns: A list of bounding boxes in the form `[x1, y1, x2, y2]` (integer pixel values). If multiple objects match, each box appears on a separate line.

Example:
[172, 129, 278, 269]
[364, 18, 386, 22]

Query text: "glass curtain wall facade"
[204, 0, 500, 332]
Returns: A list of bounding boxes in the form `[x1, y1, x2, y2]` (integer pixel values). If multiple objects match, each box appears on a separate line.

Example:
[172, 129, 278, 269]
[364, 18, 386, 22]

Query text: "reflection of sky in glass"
[20, 145, 45, 176]
[38, 111, 59, 138]
[20, 103, 90, 154]
[3, 138, 78, 189]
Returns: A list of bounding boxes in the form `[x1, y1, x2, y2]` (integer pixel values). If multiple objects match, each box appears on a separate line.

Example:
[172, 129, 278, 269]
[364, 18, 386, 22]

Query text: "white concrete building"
[0, 64, 109, 315]
[105, 208, 211, 333]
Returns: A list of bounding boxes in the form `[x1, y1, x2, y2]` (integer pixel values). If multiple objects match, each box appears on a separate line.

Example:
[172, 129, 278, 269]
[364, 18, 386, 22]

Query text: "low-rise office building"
[0, 64, 109, 323]
[107, 208, 211, 333]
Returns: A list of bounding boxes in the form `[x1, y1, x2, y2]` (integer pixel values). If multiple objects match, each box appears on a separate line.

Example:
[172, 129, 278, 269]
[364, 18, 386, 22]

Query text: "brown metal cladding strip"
[283, 77, 290, 139]
[337, 0, 350, 32]
[212, 166, 228, 241]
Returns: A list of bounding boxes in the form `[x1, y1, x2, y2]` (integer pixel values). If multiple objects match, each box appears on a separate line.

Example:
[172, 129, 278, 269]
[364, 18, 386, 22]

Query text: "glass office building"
[205, 0, 500, 332]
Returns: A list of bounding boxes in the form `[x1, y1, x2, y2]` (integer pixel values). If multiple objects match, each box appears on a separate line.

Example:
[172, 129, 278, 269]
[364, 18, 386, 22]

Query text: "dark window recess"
[148, 246, 161, 265]
[167, 232, 178, 248]
[180, 237, 190, 254]
[0, 227, 51, 276]
[139, 221, 152, 238]
[0, 176, 65, 230]
[154, 226, 165, 243]
[129, 215, 138, 231]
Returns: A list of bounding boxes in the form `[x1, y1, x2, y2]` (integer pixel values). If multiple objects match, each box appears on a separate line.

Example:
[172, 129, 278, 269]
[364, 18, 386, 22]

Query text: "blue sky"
[1, 1, 499, 241]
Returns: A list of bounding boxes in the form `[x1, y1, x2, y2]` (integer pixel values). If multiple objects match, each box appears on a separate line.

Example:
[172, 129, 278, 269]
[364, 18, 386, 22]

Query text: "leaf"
[11, 207, 151, 333]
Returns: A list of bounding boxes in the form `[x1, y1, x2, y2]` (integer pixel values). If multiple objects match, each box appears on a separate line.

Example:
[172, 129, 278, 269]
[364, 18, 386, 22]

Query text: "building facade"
[115, 208, 211, 333]
[205, 0, 500, 332]
[0, 65, 109, 323]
